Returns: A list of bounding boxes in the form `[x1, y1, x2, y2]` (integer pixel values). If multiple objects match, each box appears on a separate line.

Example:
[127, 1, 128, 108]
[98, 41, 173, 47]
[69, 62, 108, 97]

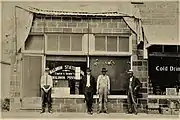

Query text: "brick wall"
[31, 16, 130, 34]
[51, 98, 128, 113]
[9, 55, 22, 112]
[148, 98, 179, 115]
[131, 32, 148, 113]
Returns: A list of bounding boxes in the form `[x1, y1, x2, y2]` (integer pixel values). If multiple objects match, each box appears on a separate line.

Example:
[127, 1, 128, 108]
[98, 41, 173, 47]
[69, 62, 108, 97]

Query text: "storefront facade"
[9, 9, 149, 113]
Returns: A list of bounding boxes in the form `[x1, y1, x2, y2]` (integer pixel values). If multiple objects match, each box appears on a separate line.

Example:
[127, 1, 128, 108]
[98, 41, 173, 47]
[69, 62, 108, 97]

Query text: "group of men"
[40, 67, 141, 115]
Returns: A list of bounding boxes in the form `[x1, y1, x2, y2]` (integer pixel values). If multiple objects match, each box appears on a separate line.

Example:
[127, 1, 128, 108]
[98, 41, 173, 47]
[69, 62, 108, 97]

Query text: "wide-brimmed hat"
[86, 68, 91, 72]
[101, 68, 108, 72]
[45, 67, 50, 71]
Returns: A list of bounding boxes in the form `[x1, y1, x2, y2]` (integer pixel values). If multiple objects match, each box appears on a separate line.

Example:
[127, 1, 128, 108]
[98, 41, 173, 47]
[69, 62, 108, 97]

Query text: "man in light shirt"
[96, 68, 110, 114]
[127, 69, 141, 115]
[82, 68, 95, 115]
[40, 67, 53, 113]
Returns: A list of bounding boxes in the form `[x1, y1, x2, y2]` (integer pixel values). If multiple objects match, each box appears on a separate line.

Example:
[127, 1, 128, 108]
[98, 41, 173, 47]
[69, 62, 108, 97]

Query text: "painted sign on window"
[49, 65, 84, 80]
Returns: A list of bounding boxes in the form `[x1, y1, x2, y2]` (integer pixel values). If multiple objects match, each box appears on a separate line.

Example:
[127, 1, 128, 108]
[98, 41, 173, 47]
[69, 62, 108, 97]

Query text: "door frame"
[21, 53, 45, 98]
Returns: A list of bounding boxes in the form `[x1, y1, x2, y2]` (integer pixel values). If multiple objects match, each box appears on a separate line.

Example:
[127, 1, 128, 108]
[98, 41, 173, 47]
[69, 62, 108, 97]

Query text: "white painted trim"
[51, 95, 127, 99]
[46, 51, 87, 56]
[105, 36, 107, 51]
[129, 33, 133, 54]
[20, 58, 23, 99]
[130, 55, 133, 70]
[117, 36, 120, 52]
[70, 36, 72, 51]
[87, 56, 89, 68]
[130, 33, 133, 70]
[42, 55, 46, 75]
[89, 51, 131, 56]
[148, 95, 180, 99]
[22, 50, 44, 54]
[22, 53, 44, 56]
[45, 34, 47, 53]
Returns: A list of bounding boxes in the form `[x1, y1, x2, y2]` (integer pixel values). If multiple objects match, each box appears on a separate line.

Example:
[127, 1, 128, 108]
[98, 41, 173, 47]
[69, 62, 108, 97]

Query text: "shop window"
[90, 56, 130, 95]
[25, 35, 44, 50]
[47, 35, 58, 51]
[119, 37, 129, 52]
[59, 35, 70, 51]
[71, 35, 82, 51]
[95, 36, 106, 51]
[107, 36, 117, 52]
[47, 34, 83, 52]
[46, 57, 87, 95]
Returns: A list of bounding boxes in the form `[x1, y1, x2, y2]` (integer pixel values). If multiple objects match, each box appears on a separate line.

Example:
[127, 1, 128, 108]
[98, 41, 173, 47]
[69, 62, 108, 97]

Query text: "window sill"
[148, 95, 180, 99]
[52, 95, 127, 99]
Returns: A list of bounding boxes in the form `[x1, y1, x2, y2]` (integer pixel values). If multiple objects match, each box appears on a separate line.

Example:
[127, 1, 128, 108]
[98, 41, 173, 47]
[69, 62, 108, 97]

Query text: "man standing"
[97, 68, 110, 114]
[127, 69, 141, 115]
[82, 68, 95, 115]
[40, 68, 53, 113]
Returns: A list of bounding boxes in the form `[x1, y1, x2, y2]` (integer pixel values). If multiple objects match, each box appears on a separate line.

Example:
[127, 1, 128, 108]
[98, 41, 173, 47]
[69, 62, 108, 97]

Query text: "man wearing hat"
[96, 68, 110, 114]
[127, 69, 141, 115]
[82, 68, 96, 115]
[40, 67, 53, 113]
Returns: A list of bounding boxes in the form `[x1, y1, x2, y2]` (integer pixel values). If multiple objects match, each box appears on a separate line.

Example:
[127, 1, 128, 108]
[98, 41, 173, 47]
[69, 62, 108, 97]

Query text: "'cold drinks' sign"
[156, 66, 180, 72]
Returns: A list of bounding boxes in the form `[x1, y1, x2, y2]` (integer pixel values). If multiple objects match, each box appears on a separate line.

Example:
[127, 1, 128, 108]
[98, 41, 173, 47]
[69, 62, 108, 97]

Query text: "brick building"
[1, 1, 179, 114]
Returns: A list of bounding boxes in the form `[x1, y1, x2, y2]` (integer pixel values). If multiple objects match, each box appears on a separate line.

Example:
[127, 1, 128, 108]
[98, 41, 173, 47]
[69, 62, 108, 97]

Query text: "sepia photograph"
[0, 0, 179, 119]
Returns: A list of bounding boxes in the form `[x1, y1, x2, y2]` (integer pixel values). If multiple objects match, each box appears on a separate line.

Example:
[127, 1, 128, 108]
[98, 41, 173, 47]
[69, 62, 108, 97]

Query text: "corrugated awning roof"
[25, 6, 140, 18]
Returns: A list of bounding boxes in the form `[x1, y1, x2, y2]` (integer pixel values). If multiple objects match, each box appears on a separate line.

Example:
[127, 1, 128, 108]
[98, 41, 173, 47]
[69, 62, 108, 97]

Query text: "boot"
[40, 109, 45, 113]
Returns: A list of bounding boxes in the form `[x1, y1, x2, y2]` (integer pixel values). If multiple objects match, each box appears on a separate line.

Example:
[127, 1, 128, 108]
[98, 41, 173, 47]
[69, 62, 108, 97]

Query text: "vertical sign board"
[75, 67, 81, 80]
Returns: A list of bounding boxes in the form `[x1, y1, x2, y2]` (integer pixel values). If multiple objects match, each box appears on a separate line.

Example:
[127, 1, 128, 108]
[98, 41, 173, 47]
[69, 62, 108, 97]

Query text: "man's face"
[102, 71, 106, 75]
[128, 72, 133, 77]
[87, 71, 90, 75]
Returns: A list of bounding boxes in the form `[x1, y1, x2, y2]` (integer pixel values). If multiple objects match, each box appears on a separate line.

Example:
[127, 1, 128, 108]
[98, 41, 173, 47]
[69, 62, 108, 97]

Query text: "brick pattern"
[31, 16, 130, 34]
[148, 98, 179, 115]
[131, 32, 148, 113]
[51, 98, 146, 113]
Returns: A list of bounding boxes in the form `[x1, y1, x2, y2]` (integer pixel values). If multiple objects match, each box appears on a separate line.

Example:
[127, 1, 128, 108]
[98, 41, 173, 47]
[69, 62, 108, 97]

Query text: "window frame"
[92, 34, 132, 56]
[45, 33, 84, 55]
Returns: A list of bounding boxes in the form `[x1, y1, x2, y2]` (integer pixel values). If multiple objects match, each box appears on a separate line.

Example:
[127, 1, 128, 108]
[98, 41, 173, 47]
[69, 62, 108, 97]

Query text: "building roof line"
[25, 6, 139, 19]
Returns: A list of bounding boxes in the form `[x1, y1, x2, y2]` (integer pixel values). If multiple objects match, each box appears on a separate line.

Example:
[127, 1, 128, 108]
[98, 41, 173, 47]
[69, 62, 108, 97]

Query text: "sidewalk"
[1, 111, 179, 119]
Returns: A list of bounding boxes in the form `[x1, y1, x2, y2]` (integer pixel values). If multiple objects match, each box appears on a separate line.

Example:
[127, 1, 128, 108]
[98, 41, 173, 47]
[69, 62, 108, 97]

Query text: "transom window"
[95, 35, 129, 52]
[47, 34, 83, 52]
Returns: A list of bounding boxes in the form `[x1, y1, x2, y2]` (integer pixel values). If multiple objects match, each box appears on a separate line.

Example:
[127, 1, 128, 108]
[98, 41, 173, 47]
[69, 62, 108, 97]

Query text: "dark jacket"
[127, 76, 141, 95]
[82, 75, 96, 94]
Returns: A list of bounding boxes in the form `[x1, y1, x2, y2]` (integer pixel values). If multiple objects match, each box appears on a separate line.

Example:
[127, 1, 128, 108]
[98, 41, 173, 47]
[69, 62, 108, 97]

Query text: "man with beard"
[127, 69, 141, 115]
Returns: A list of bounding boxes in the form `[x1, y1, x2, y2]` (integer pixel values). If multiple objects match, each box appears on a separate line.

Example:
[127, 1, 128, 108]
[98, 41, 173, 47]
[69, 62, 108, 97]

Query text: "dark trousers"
[84, 87, 93, 112]
[127, 91, 137, 113]
[41, 88, 52, 111]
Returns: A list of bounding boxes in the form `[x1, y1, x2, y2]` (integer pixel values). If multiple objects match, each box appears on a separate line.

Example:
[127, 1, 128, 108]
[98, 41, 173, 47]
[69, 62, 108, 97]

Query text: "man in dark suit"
[127, 69, 141, 115]
[82, 68, 96, 115]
